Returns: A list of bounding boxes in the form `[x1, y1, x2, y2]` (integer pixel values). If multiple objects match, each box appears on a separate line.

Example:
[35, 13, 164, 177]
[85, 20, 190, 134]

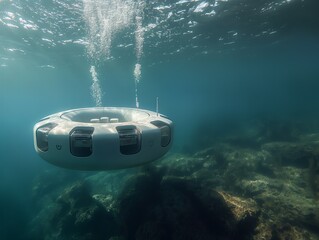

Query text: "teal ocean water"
[1, 0, 319, 239]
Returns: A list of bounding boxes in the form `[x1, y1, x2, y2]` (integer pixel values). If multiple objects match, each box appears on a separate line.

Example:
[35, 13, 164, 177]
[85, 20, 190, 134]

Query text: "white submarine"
[33, 107, 173, 170]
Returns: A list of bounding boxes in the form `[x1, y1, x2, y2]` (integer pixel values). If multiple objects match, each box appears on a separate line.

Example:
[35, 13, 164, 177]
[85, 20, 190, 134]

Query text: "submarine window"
[116, 126, 141, 155]
[36, 123, 58, 152]
[70, 127, 94, 157]
[151, 120, 171, 147]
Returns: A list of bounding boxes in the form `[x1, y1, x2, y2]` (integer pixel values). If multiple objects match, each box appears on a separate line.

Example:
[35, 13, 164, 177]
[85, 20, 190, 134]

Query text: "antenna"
[156, 97, 159, 116]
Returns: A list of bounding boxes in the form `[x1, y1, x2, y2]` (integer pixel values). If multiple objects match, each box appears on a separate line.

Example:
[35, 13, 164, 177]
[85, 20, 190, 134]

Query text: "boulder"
[51, 181, 117, 240]
[117, 171, 259, 240]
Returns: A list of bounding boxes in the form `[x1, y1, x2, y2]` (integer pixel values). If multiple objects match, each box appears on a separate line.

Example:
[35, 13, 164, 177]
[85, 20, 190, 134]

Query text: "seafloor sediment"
[29, 120, 319, 240]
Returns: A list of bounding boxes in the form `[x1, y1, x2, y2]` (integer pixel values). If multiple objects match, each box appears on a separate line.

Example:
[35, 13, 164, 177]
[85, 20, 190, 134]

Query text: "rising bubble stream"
[134, 0, 145, 108]
[82, 0, 145, 108]
[89, 65, 102, 107]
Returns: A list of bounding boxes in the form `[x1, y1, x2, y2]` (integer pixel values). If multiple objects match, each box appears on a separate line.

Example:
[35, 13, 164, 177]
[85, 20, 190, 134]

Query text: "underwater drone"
[33, 107, 173, 170]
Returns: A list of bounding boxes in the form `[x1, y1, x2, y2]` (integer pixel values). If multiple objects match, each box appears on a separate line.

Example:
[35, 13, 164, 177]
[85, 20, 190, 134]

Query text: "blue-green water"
[1, 0, 319, 239]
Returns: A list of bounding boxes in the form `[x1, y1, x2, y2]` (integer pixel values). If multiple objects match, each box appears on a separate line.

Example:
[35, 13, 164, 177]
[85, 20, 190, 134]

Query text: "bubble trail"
[90, 65, 102, 107]
[82, 0, 145, 108]
[134, 0, 145, 108]
[83, 0, 136, 107]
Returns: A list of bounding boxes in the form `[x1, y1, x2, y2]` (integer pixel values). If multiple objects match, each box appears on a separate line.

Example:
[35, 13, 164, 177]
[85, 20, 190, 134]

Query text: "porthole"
[69, 127, 94, 157]
[151, 120, 171, 147]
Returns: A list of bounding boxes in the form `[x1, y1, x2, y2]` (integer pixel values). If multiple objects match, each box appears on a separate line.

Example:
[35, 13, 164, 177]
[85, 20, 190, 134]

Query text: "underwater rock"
[92, 194, 116, 212]
[117, 171, 162, 239]
[191, 168, 223, 188]
[262, 142, 318, 168]
[236, 166, 319, 239]
[174, 140, 319, 239]
[117, 170, 259, 240]
[29, 127, 319, 240]
[160, 153, 205, 177]
[240, 177, 273, 197]
[217, 147, 274, 192]
[50, 181, 117, 240]
[85, 169, 138, 196]
[32, 169, 82, 203]
[254, 222, 316, 240]
[218, 191, 259, 237]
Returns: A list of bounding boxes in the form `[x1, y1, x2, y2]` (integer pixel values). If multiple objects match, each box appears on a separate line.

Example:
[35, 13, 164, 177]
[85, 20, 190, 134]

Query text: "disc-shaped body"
[33, 107, 173, 170]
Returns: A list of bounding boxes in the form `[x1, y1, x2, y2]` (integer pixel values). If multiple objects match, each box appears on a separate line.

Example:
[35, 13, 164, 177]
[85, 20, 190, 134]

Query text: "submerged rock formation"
[29, 181, 117, 240]
[117, 173, 259, 240]
[51, 181, 117, 240]
[29, 121, 319, 240]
